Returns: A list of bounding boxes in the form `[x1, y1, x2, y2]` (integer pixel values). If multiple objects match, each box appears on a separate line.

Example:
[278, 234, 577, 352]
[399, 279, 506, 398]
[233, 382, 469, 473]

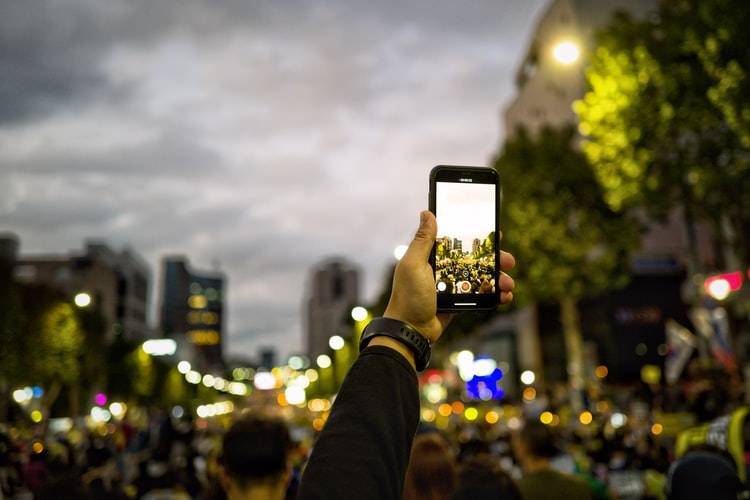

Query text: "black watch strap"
[359, 317, 431, 371]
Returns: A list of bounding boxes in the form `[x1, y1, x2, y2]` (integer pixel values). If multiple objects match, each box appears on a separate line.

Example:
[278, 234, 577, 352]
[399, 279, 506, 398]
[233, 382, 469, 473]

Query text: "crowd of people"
[436, 258, 496, 294]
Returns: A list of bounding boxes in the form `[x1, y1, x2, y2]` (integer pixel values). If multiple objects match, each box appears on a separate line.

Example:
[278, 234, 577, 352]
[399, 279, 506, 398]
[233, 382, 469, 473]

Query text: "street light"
[520, 370, 536, 385]
[351, 306, 368, 322]
[74, 292, 91, 308]
[142, 339, 177, 356]
[552, 40, 580, 65]
[316, 354, 332, 369]
[329, 335, 345, 351]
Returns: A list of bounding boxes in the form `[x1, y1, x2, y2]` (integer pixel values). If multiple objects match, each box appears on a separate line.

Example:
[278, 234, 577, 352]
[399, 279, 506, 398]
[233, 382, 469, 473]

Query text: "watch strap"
[359, 317, 431, 371]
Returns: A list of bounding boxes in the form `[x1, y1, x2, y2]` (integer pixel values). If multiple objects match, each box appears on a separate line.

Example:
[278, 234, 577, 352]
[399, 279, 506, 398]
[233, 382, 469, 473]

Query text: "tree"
[493, 126, 639, 407]
[574, 3, 750, 269]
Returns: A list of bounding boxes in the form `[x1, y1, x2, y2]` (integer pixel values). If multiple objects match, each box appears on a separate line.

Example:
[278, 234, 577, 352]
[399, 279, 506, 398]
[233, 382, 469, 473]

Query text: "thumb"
[403, 210, 437, 262]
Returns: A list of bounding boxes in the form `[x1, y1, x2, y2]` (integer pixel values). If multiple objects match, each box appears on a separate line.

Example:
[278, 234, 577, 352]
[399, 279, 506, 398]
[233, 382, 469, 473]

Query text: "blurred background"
[2, 0, 750, 498]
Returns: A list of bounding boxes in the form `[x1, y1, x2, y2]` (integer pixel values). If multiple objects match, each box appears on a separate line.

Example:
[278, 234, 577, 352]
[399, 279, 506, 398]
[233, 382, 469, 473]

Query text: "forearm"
[296, 345, 419, 500]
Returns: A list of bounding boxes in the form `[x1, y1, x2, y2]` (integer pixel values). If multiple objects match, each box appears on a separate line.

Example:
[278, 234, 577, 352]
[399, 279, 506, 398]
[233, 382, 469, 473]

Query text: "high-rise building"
[160, 257, 225, 370]
[305, 258, 359, 360]
[472, 238, 482, 255]
[452, 238, 463, 256]
[441, 237, 452, 253]
[12, 240, 150, 340]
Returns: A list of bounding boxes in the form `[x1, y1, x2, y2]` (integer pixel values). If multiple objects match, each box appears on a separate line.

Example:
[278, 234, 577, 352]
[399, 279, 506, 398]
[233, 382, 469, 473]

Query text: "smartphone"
[429, 165, 501, 311]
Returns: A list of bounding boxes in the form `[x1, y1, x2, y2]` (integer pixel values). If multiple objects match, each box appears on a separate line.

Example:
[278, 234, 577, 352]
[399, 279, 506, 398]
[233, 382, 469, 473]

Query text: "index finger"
[500, 250, 516, 271]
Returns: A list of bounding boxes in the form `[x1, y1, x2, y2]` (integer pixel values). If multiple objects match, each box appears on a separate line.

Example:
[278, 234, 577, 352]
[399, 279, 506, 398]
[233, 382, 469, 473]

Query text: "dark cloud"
[1, 0, 547, 359]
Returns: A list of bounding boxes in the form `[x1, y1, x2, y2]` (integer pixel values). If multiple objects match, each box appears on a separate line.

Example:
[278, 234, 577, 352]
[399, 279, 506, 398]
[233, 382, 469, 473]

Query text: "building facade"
[305, 258, 359, 360]
[160, 257, 225, 370]
[12, 240, 150, 341]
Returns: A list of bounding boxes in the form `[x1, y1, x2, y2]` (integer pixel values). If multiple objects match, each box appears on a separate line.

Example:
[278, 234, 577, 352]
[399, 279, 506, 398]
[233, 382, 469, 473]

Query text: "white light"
[473, 358, 497, 377]
[611, 412, 627, 429]
[108, 402, 126, 419]
[394, 245, 408, 261]
[185, 370, 201, 384]
[552, 40, 580, 65]
[74, 292, 91, 307]
[329, 335, 345, 351]
[213, 377, 227, 390]
[196, 405, 209, 418]
[202, 374, 215, 387]
[707, 278, 731, 301]
[142, 339, 177, 356]
[457, 350, 475, 382]
[172, 406, 184, 418]
[520, 370, 536, 385]
[425, 384, 447, 404]
[292, 375, 310, 389]
[90, 406, 111, 423]
[305, 369, 319, 382]
[288, 356, 304, 370]
[177, 361, 191, 374]
[285, 386, 306, 405]
[228, 382, 248, 395]
[351, 306, 368, 322]
[437, 281, 447, 292]
[316, 354, 332, 369]
[254, 371, 276, 390]
[12, 389, 29, 404]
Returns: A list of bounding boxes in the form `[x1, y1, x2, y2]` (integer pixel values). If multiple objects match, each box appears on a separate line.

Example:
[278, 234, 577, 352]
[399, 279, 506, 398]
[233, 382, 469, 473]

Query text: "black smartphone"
[429, 165, 501, 312]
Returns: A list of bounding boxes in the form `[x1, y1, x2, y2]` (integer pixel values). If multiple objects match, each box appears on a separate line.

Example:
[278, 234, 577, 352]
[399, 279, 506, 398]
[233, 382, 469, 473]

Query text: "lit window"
[188, 295, 207, 309]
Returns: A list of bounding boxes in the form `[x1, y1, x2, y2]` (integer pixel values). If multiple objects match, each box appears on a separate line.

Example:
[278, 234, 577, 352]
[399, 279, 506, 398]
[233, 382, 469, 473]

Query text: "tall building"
[441, 237, 452, 253]
[305, 258, 359, 360]
[452, 239, 463, 255]
[160, 257, 225, 370]
[12, 240, 150, 340]
[472, 238, 482, 255]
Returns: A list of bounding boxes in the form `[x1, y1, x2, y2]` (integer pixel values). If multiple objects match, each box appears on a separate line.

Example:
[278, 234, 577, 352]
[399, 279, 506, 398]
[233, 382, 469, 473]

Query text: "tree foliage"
[574, 2, 750, 265]
[493, 126, 639, 303]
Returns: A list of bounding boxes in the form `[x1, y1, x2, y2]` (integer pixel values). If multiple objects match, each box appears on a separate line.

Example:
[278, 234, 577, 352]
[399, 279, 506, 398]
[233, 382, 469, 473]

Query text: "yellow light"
[451, 401, 465, 415]
[316, 354, 332, 369]
[425, 384, 447, 404]
[74, 293, 91, 307]
[329, 335, 345, 351]
[707, 278, 731, 300]
[188, 330, 220, 345]
[596, 400, 610, 413]
[651, 423, 663, 435]
[188, 295, 207, 309]
[32, 441, 44, 454]
[30, 410, 43, 423]
[313, 418, 325, 431]
[520, 370, 536, 385]
[285, 386, 306, 406]
[438, 403, 452, 417]
[540, 411, 554, 425]
[552, 40, 580, 65]
[109, 402, 126, 419]
[305, 369, 319, 382]
[351, 306, 368, 322]
[394, 245, 408, 260]
[421, 408, 436, 422]
[277, 393, 288, 406]
[508, 416, 522, 430]
[464, 407, 478, 421]
[485, 411, 499, 424]
[522, 387, 537, 401]
[579, 411, 593, 425]
[551, 414, 560, 426]
[594, 365, 608, 379]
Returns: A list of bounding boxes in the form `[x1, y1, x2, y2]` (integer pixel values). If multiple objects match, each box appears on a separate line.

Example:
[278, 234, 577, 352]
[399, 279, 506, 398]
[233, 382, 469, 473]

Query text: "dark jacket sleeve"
[296, 345, 420, 500]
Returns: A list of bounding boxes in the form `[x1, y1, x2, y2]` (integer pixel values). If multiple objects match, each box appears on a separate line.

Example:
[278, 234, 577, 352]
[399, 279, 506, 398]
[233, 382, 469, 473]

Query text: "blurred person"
[218, 415, 291, 500]
[453, 453, 521, 500]
[297, 211, 516, 499]
[513, 421, 593, 500]
[402, 433, 456, 500]
[666, 448, 744, 500]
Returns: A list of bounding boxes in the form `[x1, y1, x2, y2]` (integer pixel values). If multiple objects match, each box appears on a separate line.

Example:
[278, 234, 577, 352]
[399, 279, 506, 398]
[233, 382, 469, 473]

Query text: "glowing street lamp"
[74, 292, 92, 308]
[351, 306, 368, 322]
[552, 40, 580, 65]
[329, 335, 345, 351]
[316, 354, 332, 369]
[142, 339, 177, 356]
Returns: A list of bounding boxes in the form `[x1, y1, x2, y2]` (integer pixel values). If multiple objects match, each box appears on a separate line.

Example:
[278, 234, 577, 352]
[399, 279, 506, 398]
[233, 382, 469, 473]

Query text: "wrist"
[367, 336, 416, 370]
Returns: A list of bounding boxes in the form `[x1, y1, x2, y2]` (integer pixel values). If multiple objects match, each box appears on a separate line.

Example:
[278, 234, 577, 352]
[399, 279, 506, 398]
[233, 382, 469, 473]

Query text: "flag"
[665, 319, 696, 384]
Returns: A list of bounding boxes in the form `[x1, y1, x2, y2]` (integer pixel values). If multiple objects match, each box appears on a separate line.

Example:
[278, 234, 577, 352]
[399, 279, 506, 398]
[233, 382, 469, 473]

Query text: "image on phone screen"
[435, 180, 496, 295]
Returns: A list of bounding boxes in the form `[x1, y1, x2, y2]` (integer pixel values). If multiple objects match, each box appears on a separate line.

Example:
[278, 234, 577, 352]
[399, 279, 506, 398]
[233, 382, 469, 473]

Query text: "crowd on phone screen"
[436, 258, 495, 294]
[0, 359, 745, 500]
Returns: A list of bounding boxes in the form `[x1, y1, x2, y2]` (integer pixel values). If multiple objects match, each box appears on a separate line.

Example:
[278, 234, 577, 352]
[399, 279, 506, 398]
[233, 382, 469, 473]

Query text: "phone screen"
[435, 180, 496, 296]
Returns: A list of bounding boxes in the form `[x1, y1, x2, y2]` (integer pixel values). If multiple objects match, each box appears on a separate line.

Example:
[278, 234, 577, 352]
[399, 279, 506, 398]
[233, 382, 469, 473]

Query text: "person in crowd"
[402, 433, 456, 500]
[666, 447, 744, 500]
[512, 421, 593, 500]
[218, 414, 292, 500]
[297, 210, 516, 499]
[453, 453, 521, 500]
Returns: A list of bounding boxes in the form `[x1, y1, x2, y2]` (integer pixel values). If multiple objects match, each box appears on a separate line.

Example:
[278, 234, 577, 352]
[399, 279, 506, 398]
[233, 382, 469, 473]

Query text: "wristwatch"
[359, 317, 431, 371]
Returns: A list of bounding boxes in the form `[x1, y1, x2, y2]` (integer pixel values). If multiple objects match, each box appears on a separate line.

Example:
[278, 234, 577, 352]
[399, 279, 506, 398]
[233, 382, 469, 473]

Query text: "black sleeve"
[296, 345, 420, 500]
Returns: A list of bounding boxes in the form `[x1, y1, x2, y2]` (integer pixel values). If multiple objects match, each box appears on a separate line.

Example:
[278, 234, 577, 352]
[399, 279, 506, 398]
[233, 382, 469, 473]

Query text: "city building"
[160, 257, 225, 370]
[11, 239, 150, 340]
[441, 237, 453, 254]
[452, 239, 463, 256]
[472, 238, 481, 255]
[501, 0, 716, 384]
[305, 258, 360, 360]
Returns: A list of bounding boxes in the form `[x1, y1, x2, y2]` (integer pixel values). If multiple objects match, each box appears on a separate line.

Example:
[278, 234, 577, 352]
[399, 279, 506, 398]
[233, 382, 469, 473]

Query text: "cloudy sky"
[1, 0, 547, 361]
